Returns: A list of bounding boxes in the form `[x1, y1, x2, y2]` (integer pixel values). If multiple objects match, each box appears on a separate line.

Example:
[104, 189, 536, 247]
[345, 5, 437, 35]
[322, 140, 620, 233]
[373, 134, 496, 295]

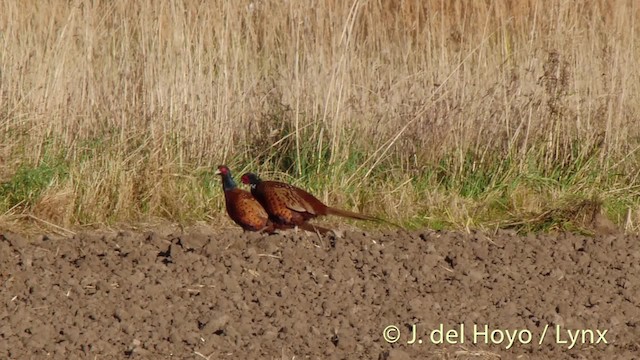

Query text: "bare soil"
[0, 225, 638, 359]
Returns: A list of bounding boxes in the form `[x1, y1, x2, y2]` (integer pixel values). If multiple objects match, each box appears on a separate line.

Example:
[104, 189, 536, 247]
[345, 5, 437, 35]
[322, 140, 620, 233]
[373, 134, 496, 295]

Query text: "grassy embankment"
[1, 1, 639, 235]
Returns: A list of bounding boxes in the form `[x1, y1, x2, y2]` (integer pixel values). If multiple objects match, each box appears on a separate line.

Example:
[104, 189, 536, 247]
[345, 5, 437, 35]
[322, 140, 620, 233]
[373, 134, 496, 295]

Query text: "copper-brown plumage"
[215, 165, 276, 233]
[241, 172, 384, 229]
[216, 165, 334, 235]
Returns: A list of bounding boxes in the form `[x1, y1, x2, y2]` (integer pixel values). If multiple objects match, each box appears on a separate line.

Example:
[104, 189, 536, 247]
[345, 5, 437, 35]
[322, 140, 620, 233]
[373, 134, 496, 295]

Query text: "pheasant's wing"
[268, 183, 318, 215]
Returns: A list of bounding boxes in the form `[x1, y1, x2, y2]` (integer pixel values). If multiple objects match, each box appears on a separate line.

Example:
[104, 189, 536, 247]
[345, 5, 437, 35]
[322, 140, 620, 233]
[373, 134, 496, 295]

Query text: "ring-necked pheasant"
[216, 165, 332, 235]
[215, 165, 276, 234]
[240, 172, 401, 231]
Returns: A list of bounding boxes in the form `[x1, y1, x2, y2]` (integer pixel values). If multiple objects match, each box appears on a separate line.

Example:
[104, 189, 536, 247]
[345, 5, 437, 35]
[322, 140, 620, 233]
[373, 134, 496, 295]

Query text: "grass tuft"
[0, 154, 69, 211]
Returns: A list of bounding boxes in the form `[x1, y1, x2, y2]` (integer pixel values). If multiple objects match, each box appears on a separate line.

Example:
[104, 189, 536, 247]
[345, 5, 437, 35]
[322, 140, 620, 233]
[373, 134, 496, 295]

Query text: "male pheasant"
[215, 165, 276, 233]
[216, 165, 332, 235]
[241, 172, 395, 230]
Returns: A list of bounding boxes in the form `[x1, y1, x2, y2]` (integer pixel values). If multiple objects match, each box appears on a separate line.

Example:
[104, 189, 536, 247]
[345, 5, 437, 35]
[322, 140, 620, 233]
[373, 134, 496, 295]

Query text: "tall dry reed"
[1, 0, 638, 232]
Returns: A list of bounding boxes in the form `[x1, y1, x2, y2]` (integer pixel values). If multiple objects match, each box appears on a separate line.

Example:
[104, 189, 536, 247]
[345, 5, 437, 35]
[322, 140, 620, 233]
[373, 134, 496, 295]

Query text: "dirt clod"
[0, 228, 638, 358]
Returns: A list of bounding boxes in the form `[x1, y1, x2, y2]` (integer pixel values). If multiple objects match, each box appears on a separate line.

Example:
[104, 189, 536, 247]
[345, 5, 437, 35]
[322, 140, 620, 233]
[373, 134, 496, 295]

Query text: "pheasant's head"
[241, 172, 261, 189]
[215, 165, 230, 176]
[215, 165, 236, 190]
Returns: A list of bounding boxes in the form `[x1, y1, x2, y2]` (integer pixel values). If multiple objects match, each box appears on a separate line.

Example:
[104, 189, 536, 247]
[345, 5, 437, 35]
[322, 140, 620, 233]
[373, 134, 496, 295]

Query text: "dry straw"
[1, 1, 638, 233]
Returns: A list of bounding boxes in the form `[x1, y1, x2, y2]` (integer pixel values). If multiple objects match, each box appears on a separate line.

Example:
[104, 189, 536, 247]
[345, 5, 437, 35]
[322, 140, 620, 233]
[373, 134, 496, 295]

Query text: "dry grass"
[1, 0, 639, 233]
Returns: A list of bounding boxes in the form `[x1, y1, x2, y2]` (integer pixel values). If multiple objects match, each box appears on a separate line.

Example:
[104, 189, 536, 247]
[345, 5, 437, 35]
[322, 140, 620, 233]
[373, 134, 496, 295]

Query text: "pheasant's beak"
[214, 169, 221, 175]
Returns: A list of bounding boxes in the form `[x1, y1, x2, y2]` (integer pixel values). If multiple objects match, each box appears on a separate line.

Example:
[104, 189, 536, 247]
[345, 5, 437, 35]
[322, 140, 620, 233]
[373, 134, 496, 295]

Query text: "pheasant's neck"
[222, 175, 237, 191]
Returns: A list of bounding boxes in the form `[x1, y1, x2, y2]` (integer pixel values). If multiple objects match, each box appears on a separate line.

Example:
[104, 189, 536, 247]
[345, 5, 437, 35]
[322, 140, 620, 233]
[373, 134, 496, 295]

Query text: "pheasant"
[240, 172, 400, 231]
[216, 165, 332, 235]
[215, 165, 276, 233]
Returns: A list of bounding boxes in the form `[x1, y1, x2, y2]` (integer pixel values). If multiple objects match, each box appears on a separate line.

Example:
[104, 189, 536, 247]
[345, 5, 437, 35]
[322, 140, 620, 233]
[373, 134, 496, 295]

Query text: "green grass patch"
[0, 154, 69, 210]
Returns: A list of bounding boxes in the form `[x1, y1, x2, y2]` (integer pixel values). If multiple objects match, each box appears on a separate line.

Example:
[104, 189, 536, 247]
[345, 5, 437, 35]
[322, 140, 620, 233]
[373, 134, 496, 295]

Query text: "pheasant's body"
[252, 180, 324, 225]
[241, 173, 380, 229]
[223, 187, 273, 232]
[216, 166, 275, 233]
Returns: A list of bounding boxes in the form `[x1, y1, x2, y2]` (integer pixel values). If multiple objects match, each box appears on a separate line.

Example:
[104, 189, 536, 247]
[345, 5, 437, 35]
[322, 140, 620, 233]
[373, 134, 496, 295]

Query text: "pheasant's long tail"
[325, 207, 407, 231]
[325, 207, 378, 221]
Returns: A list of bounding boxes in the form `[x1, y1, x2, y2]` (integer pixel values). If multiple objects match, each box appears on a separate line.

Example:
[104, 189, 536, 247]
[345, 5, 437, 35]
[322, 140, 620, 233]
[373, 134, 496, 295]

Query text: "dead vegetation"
[0, 0, 639, 233]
